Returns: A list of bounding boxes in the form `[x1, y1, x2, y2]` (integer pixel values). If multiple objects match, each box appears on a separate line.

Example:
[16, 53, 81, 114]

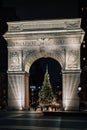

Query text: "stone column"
[62, 70, 80, 111]
[8, 72, 25, 110]
[25, 73, 29, 110]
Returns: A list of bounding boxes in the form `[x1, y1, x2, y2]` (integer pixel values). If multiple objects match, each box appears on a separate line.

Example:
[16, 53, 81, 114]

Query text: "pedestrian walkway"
[0, 110, 87, 130]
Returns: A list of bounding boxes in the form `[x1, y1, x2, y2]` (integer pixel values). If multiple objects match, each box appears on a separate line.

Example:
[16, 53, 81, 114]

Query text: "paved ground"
[0, 110, 87, 130]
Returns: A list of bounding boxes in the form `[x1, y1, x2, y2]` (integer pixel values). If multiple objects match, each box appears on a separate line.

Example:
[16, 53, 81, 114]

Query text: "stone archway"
[4, 19, 85, 110]
[25, 52, 64, 73]
[24, 53, 63, 110]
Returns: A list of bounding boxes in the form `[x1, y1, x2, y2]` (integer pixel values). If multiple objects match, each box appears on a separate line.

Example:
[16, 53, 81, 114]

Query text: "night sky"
[1, 0, 79, 21]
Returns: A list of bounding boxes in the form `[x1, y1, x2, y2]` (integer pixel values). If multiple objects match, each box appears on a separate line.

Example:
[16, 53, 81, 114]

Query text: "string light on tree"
[39, 64, 54, 108]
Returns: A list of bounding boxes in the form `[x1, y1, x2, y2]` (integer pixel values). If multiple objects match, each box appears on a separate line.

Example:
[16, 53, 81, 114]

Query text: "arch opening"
[29, 57, 62, 111]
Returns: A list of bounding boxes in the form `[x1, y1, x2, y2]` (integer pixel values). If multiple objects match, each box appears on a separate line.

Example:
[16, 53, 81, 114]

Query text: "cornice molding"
[6, 19, 82, 33]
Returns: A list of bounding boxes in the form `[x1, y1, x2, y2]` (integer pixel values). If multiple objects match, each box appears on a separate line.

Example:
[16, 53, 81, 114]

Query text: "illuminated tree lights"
[39, 69, 54, 107]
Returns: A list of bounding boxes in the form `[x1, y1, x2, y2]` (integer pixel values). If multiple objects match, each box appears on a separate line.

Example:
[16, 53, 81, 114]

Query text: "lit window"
[83, 57, 86, 61]
[83, 44, 86, 48]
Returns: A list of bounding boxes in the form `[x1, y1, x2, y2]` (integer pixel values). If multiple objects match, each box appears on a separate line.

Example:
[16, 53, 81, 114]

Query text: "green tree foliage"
[39, 71, 54, 106]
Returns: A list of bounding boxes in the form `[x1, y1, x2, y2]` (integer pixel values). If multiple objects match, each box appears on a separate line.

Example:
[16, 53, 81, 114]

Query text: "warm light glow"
[83, 44, 86, 48]
[20, 107, 23, 110]
[8, 75, 24, 110]
[49, 107, 52, 111]
[63, 73, 79, 110]
[83, 57, 86, 61]
[64, 107, 67, 111]
[78, 87, 82, 91]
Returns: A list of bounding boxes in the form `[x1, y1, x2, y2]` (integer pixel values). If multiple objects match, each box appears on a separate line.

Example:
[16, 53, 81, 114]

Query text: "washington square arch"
[4, 19, 85, 111]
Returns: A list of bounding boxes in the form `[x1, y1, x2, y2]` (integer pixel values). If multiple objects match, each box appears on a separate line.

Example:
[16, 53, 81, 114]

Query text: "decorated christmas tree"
[39, 65, 54, 107]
